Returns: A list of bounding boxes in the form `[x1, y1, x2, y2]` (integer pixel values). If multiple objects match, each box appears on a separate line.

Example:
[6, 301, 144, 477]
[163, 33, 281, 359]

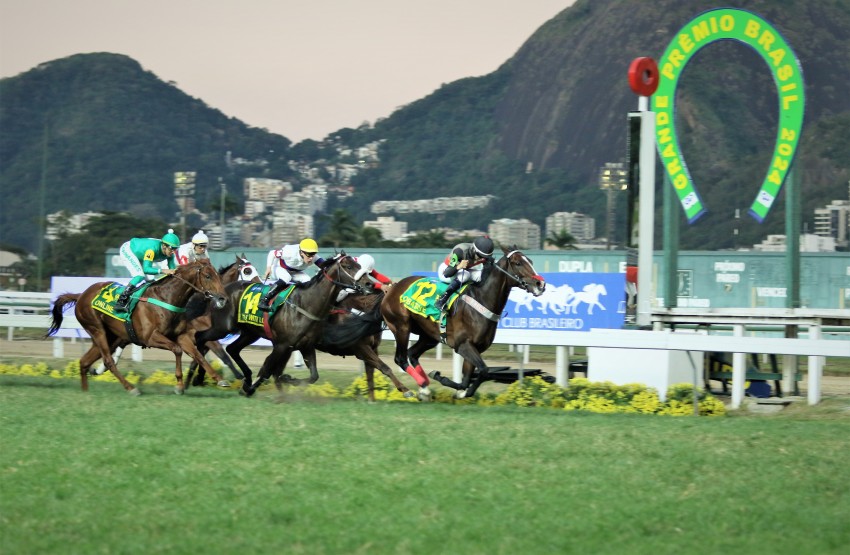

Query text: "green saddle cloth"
[236, 283, 294, 326]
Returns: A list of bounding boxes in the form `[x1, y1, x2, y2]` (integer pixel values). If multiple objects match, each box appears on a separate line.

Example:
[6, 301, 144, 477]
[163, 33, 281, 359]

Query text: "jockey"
[434, 235, 495, 311]
[175, 230, 210, 265]
[114, 229, 180, 311]
[258, 237, 324, 311]
[336, 254, 393, 302]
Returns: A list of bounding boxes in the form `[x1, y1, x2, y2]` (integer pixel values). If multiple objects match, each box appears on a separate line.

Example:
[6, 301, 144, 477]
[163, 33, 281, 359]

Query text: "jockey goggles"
[300, 250, 318, 258]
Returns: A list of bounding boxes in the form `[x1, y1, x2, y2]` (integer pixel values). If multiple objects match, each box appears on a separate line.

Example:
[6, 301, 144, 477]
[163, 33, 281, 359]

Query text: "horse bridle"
[167, 264, 226, 306]
[321, 255, 365, 294]
[491, 250, 540, 292]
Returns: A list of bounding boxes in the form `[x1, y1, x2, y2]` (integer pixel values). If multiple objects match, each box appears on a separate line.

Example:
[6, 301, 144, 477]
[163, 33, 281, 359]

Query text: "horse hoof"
[455, 390, 467, 399]
[174, 387, 185, 395]
[217, 380, 230, 388]
[427, 371, 439, 380]
[418, 387, 432, 402]
[402, 391, 415, 398]
[129, 388, 142, 397]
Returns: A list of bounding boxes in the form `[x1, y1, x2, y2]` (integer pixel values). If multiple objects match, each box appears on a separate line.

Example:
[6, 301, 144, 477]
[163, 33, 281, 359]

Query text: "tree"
[545, 229, 578, 250]
[45, 212, 167, 276]
[318, 209, 361, 248]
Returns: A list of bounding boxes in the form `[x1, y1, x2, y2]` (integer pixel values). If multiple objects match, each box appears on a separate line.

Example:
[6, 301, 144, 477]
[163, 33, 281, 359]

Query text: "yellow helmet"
[299, 238, 318, 253]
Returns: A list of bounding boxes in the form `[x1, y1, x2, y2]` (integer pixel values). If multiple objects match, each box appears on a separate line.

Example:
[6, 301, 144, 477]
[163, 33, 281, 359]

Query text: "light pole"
[173, 171, 196, 242]
[599, 162, 628, 250]
[219, 177, 226, 249]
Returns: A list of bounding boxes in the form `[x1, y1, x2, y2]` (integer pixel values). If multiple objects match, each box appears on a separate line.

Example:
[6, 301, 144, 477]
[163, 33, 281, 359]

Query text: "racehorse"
[381, 246, 545, 398]
[193, 253, 364, 396]
[316, 286, 424, 402]
[46, 259, 228, 395]
[185, 255, 261, 386]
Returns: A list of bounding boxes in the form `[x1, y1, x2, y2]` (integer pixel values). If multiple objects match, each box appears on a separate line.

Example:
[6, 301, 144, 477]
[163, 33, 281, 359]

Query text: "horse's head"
[218, 255, 259, 285]
[500, 246, 545, 297]
[319, 251, 364, 292]
[177, 259, 227, 308]
[236, 255, 260, 283]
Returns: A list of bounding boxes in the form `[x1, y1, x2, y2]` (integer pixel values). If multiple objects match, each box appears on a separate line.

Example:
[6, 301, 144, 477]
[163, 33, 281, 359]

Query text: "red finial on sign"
[628, 57, 659, 97]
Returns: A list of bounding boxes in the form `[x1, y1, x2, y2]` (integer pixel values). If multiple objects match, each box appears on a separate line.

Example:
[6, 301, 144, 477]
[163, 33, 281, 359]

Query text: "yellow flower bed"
[0, 362, 726, 416]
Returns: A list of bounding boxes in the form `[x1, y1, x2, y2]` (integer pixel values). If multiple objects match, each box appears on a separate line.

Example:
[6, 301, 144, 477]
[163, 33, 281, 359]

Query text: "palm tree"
[545, 229, 578, 250]
[319, 209, 361, 248]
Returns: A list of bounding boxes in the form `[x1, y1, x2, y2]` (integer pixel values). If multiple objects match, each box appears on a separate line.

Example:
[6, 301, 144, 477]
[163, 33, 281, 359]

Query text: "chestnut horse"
[381, 246, 545, 398]
[46, 259, 227, 395]
[194, 253, 364, 396]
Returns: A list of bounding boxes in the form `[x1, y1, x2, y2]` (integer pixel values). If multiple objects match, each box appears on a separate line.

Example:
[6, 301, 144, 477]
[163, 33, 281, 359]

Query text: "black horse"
[185, 255, 261, 386]
[316, 286, 426, 402]
[194, 253, 363, 396]
[381, 246, 545, 398]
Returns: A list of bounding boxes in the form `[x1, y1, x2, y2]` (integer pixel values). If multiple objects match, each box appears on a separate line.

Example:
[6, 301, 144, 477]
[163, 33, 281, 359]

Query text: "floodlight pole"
[627, 58, 659, 328]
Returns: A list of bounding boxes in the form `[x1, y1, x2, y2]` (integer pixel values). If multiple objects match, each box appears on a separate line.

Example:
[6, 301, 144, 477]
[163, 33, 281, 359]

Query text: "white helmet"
[192, 230, 209, 245]
[354, 254, 375, 281]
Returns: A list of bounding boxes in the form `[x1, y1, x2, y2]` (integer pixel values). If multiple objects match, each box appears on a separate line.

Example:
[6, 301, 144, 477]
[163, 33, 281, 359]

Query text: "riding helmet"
[472, 236, 494, 257]
[161, 229, 180, 248]
[192, 230, 209, 245]
[355, 254, 375, 280]
[299, 238, 319, 253]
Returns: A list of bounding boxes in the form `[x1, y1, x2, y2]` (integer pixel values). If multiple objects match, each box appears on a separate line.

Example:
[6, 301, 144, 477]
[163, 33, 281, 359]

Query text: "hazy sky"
[0, 0, 575, 143]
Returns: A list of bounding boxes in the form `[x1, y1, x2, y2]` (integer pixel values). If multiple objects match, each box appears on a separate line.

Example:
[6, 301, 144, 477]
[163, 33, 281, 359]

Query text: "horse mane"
[217, 261, 236, 274]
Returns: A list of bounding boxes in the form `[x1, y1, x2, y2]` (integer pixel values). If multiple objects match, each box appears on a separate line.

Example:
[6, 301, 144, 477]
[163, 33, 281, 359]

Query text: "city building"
[488, 218, 541, 250]
[813, 196, 849, 250]
[545, 211, 596, 241]
[363, 216, 408, 241]
[45, 211, 103, 240]
[753, 233, 836, 252]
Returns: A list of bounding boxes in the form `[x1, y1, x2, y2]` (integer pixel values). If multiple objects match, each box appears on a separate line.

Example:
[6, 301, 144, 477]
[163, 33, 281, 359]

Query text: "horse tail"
[46, 293, 79, 337]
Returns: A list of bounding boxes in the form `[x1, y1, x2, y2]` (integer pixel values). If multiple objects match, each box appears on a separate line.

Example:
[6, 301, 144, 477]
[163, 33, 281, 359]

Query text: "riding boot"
[114, 283, 137, 312]
[435, 279, 462, 311]
[258, 280, 284, 311]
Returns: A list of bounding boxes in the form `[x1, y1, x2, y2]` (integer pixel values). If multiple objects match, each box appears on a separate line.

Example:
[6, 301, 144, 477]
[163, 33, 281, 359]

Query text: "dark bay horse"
[316, 286, 426, 402]
[185, 255, 261, 386]
[46, 259, 227, 395]
[381, 246, 545, 398]
[194, 253, 363, 396]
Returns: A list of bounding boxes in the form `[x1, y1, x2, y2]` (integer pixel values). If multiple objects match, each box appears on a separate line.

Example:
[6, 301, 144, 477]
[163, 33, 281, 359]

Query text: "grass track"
[1, 376, 849, 554]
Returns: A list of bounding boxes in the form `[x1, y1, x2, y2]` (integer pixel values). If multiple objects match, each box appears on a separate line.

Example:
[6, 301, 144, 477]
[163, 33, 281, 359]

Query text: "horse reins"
[491, 251, 539, 292]
[165, 265, 220, 300]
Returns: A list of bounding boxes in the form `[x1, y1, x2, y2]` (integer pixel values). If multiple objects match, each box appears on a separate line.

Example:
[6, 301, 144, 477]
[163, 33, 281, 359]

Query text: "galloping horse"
[185, 255, 261, 386]
[46, 260, 227, 395]
[316, 287, 424, 402]
[194, 253, 363, 396]
[381, 246, 545, 398]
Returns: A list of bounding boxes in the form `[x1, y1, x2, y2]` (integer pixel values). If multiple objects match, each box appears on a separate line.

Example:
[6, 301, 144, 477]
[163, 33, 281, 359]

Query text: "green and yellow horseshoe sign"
[652, 8, 805, 223]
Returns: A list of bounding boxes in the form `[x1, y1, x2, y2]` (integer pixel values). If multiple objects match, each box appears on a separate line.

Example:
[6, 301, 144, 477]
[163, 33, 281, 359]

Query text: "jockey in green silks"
[113, 229, 180, 311]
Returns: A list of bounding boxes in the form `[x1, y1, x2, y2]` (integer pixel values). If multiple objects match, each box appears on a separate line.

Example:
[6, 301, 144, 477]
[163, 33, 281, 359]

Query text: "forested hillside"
[1, 0, 848, 255]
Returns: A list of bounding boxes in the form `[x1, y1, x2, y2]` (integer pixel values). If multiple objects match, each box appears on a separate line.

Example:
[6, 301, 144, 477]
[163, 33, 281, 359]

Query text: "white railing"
[2, 292, 848, 408]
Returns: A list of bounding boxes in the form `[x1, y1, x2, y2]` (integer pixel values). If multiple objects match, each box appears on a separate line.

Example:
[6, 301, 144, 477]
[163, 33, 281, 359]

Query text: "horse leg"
[78, 344, 102, 392]
[177, 334, 230, 391]
[208, 340, 243, 380]
[249, 344, 291, 396]
[89, 330, 140, 395]
[142, 331, 188, 394]
[455, 343, 490, 398]
[301, 347, 319, 385]
[355, 345, 412, 399]
[365, 364, 376, 403]
[226, 332, 260, 391]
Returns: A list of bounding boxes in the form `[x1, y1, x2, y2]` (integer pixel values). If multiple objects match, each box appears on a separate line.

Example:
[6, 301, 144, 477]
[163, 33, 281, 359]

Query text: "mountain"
[0, 53, 292, 252]
[350, 0, 850, 248]
[2, 0, 848, 254]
